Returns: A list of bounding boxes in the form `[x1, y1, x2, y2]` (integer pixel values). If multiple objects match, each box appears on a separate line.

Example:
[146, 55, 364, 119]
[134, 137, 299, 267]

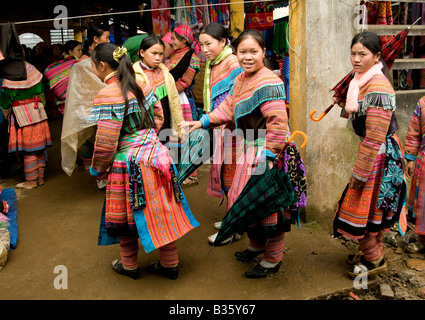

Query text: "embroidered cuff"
[90, 166, 102, 177]
[200, 114, 210, 129]
[405, 153, 417, 161]
[262, 149, 276, 160]
[352, 172, 368, 183]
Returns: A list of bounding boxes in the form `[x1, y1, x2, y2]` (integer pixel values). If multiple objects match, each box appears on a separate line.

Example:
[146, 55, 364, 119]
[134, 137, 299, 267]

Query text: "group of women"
[1, 19, 425, 282]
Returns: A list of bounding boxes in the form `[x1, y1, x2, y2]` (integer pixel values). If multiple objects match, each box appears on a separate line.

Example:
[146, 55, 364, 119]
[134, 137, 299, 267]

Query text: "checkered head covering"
[173, 23, 201, 54]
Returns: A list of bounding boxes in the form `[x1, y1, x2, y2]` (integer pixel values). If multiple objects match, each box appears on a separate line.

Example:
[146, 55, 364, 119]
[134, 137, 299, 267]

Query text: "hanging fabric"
[152, 0, 171, 35]
[244, 0, 274, 31]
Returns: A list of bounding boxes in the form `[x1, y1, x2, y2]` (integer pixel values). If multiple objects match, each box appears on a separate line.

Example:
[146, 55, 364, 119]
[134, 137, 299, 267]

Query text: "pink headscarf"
[173, 23, 201, 54]
[161, 32, 172, 45]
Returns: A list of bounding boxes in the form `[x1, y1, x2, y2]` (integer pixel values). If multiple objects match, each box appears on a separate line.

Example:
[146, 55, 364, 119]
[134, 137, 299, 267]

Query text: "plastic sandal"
[181, 176, 198, 187]
[346, 256, 387, 278]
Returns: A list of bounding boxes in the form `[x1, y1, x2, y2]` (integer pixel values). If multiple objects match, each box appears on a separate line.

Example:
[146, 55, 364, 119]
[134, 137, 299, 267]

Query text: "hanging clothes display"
[363, 1, 394, 46]
[244, 0, 274, 31]
[151, 0, 171, 35]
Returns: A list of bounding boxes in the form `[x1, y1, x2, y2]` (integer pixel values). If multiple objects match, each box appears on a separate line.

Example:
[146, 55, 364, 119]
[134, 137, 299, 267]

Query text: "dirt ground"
[0, 117, 424, 302]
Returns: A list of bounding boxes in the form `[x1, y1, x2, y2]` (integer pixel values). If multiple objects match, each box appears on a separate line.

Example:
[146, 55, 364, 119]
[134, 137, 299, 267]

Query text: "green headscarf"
[123, 34, 149, 63]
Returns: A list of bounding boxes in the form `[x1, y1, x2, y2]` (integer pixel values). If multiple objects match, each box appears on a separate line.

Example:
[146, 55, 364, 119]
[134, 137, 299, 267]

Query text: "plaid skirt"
[227, 141, 306, 237]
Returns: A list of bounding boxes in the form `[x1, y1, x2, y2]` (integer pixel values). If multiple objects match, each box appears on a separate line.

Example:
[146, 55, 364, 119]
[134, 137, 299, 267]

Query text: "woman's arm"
[90, 119, 122, 176]
[352, 107, 392, 182]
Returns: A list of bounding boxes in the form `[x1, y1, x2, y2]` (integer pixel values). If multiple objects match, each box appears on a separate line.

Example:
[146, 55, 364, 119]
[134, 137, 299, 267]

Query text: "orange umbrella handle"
[286, 130, 308, 149]
[310, 103, 336, 122]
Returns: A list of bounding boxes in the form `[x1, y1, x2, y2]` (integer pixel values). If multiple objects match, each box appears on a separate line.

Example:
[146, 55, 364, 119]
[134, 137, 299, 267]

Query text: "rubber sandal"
[235, 248, 265, 263]
[111, 260, 140, 280]
[208, 232, 241, 245]
[406, 242, 425, 254]
[181, 176, 198, 187]
[346, 253, 363, 265]
[245, 261, 282, 278]
[346, 256, 387, 278]
[15, 182, 37, 190]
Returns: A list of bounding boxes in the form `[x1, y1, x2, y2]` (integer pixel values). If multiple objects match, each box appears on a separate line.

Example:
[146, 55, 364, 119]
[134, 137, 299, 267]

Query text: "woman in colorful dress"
[44, 40, 87, 114]
[184, 29, 307, 278]
[333, 31, 405, 278]
[167, 23, 201, 186]
[161, 32, 173, 65]
[133, 34, 184, 146]
[198, 23, 243, 245]
[0, 62, 51, 189]
[88, 43, 199, 280]
[404, 95, 425, 254]
[61, 24, 110, 188]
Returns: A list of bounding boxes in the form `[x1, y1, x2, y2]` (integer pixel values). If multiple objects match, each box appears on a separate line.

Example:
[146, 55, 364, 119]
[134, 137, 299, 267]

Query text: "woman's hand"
[178, 120, 202, 134]
[1, 108, 11, 120]
[333, 97, 346, 109]
[348, 175, 365, 190]
[405, 160, 415, 179]
[268, 160, 274, 169]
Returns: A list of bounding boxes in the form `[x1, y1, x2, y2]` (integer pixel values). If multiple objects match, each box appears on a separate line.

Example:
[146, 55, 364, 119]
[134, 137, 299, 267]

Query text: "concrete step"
[367, 24, 425, 36]
[392, 58, 425, 70]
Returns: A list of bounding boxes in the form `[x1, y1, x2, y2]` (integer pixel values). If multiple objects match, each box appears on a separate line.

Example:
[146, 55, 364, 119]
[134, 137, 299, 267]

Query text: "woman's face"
[94, 31, 110, 47]
[236, 37, 265, 75]
[163, 42, 173, 59]
[199, 33, 226, 61]
[171, 32, 187, 51]
[69, 44, 83, 59]
[140, 43, 164, 69]
[350, 42, 381, 73]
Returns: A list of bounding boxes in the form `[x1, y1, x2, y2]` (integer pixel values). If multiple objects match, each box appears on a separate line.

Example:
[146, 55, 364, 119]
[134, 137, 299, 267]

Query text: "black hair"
[140, 34, 165, 51]
[91, 43, 150, 129]
[351, 31, 390, 78]
[83, 23, 107, 55]
[64, 40, 81, 54]
[200, 23, 228, 42]
[233, 29, 265, 51]
[173, 30, 189, 45]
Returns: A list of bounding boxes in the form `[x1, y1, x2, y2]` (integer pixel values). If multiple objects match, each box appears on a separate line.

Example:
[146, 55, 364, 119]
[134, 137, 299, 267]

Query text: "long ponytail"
[92, 43, 150, 128]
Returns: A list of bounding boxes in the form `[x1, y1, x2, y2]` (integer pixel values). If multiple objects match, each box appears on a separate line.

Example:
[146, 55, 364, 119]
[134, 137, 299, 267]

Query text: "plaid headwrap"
[174, 23, 201, 54]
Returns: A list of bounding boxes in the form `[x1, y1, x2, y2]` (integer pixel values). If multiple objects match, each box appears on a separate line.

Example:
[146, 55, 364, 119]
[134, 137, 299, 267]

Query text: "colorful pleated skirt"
[103, 129, 199, 253]
[334, 135, 405, 239]
[8, 116, 51, 154]
[407, 149, 425, 236]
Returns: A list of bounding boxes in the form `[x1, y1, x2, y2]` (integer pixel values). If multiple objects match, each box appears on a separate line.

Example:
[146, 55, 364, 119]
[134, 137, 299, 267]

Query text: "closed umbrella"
[310, 17, 421, 122]
[214, 131, 308, 245]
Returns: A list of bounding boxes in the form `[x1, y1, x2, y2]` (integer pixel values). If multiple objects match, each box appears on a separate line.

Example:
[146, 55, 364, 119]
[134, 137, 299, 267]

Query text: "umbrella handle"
[309, 103, 335, 122]
[286, 130, 308, 149]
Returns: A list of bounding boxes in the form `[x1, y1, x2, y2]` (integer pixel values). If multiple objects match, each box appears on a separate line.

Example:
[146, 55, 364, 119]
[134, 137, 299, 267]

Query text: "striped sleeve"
[91, 119, 122, 174]
[260, 99, 288, 157]
[404, 102, 422, 159]
[175, 66, 197, 93]
[352, 107, 392, 181]
[208, 91, 235, 127]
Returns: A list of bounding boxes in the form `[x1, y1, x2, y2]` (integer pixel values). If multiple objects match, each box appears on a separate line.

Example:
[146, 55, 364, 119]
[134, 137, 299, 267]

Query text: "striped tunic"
[166, 47, 200, 121]
[334, 73, 405, 239]
[405, 96, 425, 235]
[207, 54, 243, 197]
[89, 73, 199, 253]
[205, 66, 306, 233]
[0, 62, 51, 154]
